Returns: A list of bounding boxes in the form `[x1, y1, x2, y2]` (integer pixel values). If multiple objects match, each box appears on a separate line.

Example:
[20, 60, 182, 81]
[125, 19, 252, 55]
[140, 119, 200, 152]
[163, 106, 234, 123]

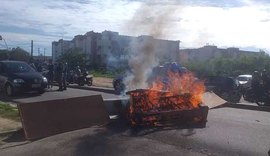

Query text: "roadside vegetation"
[90, 69, 123, 78]
[184, 54, 270, 78]
[0, 102, 20, 122]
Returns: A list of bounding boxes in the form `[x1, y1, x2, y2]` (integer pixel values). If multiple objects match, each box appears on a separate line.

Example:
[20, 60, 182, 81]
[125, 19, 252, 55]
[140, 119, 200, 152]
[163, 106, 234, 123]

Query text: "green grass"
[90, 70, 122, 78]
[0, 102, 20, 122]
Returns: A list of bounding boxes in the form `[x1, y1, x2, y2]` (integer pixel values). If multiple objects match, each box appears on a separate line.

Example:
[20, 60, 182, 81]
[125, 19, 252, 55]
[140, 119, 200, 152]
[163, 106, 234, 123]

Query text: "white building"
[179, 45, 267, 63]
[52, 30, 180, 69]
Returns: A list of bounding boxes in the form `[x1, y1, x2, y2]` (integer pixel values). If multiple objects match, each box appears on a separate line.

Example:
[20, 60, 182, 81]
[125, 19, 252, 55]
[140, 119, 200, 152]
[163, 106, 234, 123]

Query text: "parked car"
[236, 74, 252, 88]
[0, 60, 48, 96]
[205, 76, 241, 103]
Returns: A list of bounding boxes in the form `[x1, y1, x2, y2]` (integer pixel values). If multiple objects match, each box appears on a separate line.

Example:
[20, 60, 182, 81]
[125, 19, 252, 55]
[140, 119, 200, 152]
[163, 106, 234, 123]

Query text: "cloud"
[0, 0, 140, 53]
[0, 0, 270, 54]
[176, 3, 270, 51]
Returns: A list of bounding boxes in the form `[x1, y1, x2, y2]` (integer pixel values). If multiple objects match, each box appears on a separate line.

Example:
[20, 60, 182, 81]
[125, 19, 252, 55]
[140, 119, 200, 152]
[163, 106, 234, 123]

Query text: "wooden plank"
[18, 95, 109, 140]
[202, 92, 227, 108]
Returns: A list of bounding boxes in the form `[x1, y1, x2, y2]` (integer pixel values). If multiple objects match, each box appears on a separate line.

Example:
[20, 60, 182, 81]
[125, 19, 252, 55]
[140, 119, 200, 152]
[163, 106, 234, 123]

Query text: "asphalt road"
[2, 86, 122, 104]
[0, 107, 269, 156]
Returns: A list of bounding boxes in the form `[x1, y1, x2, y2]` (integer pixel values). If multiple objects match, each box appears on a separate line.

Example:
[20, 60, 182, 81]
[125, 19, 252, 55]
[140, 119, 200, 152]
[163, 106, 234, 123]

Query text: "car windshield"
[5, 62, 35, 73]
[237, 77, 249, 81]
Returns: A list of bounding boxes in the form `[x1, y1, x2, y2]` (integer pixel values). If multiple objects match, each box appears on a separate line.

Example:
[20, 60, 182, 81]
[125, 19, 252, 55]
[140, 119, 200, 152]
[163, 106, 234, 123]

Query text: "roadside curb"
[222, 103, 270, 112]
[54, 83, 116, 94]
[67, 85, 116, 94]
[0, 129, 20, 137]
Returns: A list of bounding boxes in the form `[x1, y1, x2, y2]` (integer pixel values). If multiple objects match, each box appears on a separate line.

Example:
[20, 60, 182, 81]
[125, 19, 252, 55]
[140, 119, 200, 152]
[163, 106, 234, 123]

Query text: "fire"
[149, 71, 205, 108]
[127, 70, 205, 126]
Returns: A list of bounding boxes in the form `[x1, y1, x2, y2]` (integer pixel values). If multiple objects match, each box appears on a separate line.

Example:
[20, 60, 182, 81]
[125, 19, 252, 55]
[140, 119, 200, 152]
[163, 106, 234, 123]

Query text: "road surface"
[1, 86, 123, 104]
[0, 107, 269, 156]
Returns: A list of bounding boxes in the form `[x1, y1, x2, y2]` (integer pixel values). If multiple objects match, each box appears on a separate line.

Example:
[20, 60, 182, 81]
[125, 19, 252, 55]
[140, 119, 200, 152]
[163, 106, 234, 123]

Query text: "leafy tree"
[184, 54, 270, 78]
[10, 47, 30, 62]
[0, 49, 8, 60]
[0, 47, 30, 62]
[58, 48, 88, 69]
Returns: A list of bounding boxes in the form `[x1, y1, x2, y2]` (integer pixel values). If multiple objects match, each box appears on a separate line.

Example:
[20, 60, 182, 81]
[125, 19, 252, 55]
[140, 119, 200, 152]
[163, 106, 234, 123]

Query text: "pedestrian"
[55, 60, 64, 91]
[74, 66, 81, 82]
[47, 59, 54, 89]
[261, 69, 269, 92]
[37, 63, 42, 72]
[251, 71, 261, 97]
[63, 62, 68, 90]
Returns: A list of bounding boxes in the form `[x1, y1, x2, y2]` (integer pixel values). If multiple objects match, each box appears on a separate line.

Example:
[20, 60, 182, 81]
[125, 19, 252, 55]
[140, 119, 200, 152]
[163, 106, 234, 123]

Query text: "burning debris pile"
[123, 1, 208, 127]
[126, 71, 208, 127]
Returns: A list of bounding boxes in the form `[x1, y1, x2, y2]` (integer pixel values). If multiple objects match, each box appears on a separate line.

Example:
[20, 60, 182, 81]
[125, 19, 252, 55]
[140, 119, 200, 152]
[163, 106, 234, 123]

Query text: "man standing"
[55, 60, 63, 91]
[47, 59, 54, 89]
[63, 62, 68, 90]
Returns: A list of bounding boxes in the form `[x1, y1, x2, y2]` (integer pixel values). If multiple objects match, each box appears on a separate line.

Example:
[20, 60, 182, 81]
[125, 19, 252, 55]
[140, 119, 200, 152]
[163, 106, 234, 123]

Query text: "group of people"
[47, 60, 68, 91]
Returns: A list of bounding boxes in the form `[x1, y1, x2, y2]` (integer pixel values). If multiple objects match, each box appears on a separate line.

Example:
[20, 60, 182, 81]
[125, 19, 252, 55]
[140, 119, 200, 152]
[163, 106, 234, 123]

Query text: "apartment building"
[179, 45, 266, 63]
[52, 30, 180, 69]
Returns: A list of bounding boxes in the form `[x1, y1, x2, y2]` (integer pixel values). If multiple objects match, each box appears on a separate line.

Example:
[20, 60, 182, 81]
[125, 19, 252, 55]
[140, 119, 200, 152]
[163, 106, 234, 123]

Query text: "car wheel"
[227, 90, 241, 103]
[38, 89, 45, 94]
[256, 101, 265, 106]
[79, 82, 84, 86]
[87, 80, 92, 86]
[5, 83, 14, 96]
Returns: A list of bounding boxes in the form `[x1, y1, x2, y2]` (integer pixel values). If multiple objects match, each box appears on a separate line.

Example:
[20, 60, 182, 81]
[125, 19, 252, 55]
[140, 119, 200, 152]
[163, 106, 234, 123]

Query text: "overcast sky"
[0, 0, 270, 56]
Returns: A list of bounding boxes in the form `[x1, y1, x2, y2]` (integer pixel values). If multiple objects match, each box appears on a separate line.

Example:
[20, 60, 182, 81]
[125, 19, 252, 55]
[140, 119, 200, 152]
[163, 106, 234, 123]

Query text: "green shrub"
[0, 103, 20, 121]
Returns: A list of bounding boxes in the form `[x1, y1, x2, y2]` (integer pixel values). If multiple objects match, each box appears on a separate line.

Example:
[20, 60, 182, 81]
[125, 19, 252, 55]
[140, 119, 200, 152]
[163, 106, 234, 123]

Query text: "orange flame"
[149, 71, 205, 108]
[127, 71, 205, 125]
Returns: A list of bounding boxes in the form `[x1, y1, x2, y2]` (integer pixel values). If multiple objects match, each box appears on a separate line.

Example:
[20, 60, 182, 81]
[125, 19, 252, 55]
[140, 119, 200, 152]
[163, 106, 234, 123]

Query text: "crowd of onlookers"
[28, 59, 69, 91]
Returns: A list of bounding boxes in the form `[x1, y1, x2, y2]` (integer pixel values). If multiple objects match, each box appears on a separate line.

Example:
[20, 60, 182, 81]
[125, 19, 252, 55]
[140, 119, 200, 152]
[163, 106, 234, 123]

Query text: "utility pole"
[44, 48, 46, 61]
[37, 48, 40, 59]
[31, 40, 33, 58]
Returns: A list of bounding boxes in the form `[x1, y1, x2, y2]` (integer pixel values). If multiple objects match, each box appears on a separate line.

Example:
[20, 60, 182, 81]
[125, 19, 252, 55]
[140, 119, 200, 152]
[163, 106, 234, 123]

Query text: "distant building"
[52, 30, 180, 69]
[180, 45, 267, 63]
[52, 39, 72, 63]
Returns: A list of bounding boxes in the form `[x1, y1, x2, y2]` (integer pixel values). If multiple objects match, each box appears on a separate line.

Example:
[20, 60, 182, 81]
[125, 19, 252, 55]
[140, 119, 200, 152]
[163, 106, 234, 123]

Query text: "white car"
[236, 75, 252, 87]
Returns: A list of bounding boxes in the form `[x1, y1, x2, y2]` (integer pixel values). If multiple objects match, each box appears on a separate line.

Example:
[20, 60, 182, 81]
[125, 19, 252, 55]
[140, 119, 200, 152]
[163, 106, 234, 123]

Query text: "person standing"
[261, 69, 269, 92]
[55, 60, 64, 91]
[63, 62, 68, 90]
[251, 71, 261, 97]
[47, 59, 54, 89]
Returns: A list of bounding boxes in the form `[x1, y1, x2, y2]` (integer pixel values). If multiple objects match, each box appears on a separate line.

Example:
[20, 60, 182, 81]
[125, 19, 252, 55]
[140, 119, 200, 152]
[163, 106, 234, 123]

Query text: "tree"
[58, 48, 88, 69]
[9, 47, 30, 62]
[0, 47, 30, 62]
[184, 54, 270, 78]
[0, 49, 8, 60]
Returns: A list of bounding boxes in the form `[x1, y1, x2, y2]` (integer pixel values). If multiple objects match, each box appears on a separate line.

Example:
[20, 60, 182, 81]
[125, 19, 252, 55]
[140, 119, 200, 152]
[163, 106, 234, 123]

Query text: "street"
[0, 87, 270, 156]
[1, 86, 121, 104]
[0, 107, 269, 156]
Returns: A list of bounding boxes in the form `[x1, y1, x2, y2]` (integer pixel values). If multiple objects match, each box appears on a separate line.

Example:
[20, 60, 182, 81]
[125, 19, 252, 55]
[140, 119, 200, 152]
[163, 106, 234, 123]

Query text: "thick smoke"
[124, 1, 179, 90]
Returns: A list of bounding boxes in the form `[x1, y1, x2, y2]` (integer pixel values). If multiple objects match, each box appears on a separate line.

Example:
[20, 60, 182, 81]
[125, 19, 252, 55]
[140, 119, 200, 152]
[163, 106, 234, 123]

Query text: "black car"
[0, 60, 48, 96]
[204, 76, 241, 103]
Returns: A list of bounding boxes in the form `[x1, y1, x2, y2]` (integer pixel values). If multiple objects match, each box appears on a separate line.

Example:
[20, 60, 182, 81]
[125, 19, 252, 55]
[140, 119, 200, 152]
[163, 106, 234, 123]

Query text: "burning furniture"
[126, 72, 208, 127]
[127, 89, 208, 127]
